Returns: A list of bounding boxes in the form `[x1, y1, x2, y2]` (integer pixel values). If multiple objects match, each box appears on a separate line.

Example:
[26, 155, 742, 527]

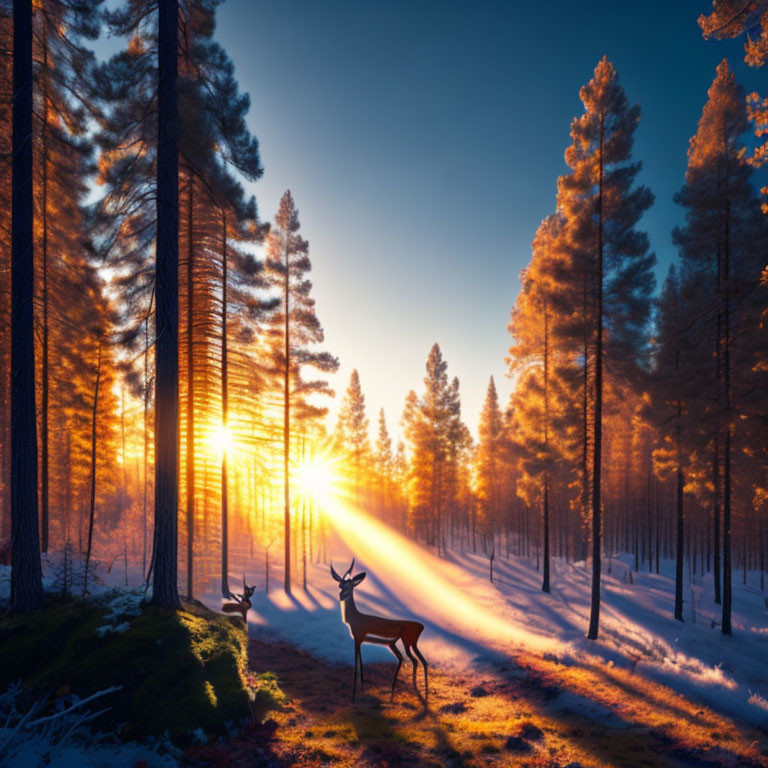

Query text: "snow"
[0, 682, 179, 768]
[2, 503, 767, 735]
[199, 503, 768, 728]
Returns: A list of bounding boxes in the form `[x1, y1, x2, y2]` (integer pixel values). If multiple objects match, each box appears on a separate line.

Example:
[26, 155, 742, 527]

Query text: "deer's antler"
[343, 558, 355, 579]
[330, 562, 342, 582]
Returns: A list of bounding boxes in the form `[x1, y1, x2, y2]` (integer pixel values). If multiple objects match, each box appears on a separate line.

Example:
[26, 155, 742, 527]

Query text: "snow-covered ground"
[199, 504, 768, 729]
[2, 503, 767, 734]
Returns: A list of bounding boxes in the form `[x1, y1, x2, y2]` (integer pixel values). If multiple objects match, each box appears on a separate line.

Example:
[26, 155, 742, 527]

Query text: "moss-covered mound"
[0, 595, 268, 743]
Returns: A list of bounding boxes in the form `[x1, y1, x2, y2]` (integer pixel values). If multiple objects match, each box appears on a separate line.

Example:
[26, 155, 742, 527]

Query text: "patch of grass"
[0, 596, 281, 743]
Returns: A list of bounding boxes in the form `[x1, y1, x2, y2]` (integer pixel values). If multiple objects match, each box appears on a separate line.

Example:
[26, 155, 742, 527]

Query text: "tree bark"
[11, 0, 44, 613]
[221, 210, 230, 598]
[283, 229, 291, 594]
[152, 0, 180, 610]
[542, 299, 550, 594]
[722, 190, 732, 635]
[674, 415, 684, 622]
[185, 171, 194, 600]
[587, 118, 604, 641]
[82, 340, 102, 598]
[40, 16, 50, 554]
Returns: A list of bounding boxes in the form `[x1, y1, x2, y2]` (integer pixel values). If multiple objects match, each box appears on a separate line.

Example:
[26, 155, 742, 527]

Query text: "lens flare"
[208, 423, 234, 457]
[294, 454, 344, 505]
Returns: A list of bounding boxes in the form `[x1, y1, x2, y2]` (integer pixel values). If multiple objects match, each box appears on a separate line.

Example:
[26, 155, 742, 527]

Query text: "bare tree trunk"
[542, 299, 550, 594]
[40, 17, 50, 554]
[587, 119, 604, 641]
[11, 0, 44, 613]
[152, 0, 181, 610]
[185, 172, 195, 600]
[283, 231, 291, 594]
[83, 340, 102, 598]
[675, 411, 685, 622]
[143, 313, 150, 577]
[221, 211, 230, 598]
[722, 191, 732, 635]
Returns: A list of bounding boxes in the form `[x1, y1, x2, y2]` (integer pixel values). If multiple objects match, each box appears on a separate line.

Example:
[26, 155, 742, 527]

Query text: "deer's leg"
[388, 641, 403, 702]
[404, 644, 418, 689]
[353, 641, 362, 700]
[413, 642, 428, 701]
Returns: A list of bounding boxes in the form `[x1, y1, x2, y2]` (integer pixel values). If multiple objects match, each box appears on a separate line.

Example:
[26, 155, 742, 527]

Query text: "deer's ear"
[330, 564, 342, 582]
[352, 571, 367, 585]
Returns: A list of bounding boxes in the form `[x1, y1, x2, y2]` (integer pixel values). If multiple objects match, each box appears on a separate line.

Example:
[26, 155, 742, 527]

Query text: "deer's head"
[330, 559, 366, 601]
[241, 574, 255, 601]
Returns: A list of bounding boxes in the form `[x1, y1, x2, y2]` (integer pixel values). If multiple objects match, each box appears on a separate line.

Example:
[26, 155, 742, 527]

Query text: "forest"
[1, 1, 768, 767]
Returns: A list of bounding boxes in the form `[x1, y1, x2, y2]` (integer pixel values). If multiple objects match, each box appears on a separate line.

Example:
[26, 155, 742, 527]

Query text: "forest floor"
[188, 633, 768, 768]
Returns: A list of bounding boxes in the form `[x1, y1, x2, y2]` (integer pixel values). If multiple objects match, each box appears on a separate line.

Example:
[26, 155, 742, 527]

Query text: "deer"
[331, 559, 428, 703]
[221, 575, 255, 623]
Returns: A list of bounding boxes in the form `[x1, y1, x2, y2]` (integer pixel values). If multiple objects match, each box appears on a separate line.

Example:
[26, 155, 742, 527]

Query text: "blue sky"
[141, 1, 768, 438]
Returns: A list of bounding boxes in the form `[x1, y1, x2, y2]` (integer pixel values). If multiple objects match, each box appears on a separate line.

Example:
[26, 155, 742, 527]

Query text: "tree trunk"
[11, 0, 44, 613]
[221, 211, 230, 598]
[542, 299, 550, 594]
[587, 119, 604, 641]
[82, 340, 102, 598]
[143, 312, 150, 577]
[40, 18, 50, 554]
[722, 190, 732, 635]
[152, 0, 181, 610]
[283, 230, 291, 594]
[674, 424, 684, 622]
[185, 172, 195, 600]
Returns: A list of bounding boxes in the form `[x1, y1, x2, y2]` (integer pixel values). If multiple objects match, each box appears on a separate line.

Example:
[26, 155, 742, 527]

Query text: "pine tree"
[700, 3, 768, 212]
[507, 215, 572, 592]
[402, 343, 469, 552]
[264, 190, 338, 594]
[32, 0, 102, 554]
[673, 60, 767, 633]
[334, 369, 370, 501]
[699, 2, 768, 68]
[651, 266, 693, 621]
[96, 0, 266, 600]
[475, 377, 504, 560]
[557, 58, 655, 639]
[375, 408, 393, 521]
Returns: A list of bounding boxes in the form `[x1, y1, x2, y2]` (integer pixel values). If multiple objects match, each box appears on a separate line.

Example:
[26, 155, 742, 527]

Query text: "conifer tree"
[264, 190, 338, 594]
[32, 0, 102, 553]
[673, 60, 767, 633]
[375, 408, 394, 520]
[507, 215, 572, 592]
[557, 58, 655, 639]
[402, 344, 469, 552]
[476, 377, 504, 559]
[700, 2, 768, 68]
[651, 266, 694, 621]
[96, 0, 265, 600]
[334, 369, 370, 501]
[700, 3, 768, 210]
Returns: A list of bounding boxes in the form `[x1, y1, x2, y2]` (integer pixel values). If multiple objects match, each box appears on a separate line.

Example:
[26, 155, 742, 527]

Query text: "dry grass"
[190, 635, 768, 768]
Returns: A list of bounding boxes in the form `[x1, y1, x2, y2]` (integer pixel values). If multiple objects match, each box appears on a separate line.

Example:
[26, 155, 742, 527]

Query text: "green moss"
[0, 595, 280, 743]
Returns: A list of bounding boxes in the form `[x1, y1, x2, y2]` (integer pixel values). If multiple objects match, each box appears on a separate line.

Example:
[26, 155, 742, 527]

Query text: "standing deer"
[222, 575, 255, 623]
[331, 559, 428, 702]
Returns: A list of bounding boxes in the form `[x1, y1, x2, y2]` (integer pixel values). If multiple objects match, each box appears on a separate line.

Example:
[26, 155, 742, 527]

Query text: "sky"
[129, 1, 768, 440]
